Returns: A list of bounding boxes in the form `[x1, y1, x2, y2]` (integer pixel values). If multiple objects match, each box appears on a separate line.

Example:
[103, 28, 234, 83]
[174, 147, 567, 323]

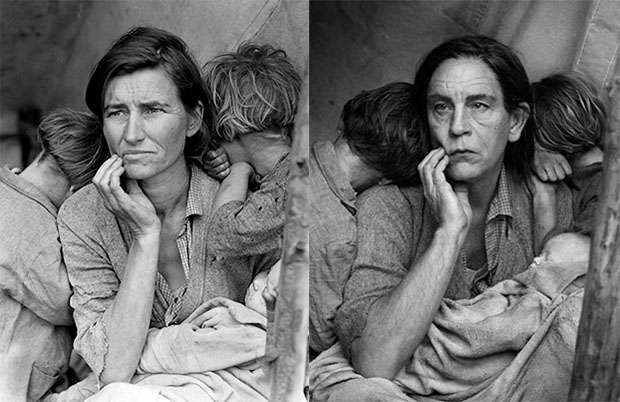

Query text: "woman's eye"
[471, 102, 489, 110]
[145, 108, 163, 114]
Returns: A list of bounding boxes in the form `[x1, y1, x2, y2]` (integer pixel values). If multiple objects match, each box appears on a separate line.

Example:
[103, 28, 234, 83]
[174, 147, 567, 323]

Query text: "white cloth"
[310, 260, 587, 402]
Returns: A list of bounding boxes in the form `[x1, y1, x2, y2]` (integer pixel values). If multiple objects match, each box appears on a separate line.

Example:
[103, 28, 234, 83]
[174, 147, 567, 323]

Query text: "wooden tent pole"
[265, 66, 309, 402]
[568, 73, 620, 401]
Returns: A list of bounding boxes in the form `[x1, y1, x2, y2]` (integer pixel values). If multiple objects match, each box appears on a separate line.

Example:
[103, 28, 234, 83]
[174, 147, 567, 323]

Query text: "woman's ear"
[508, 102, 530, 143]
[187, 101, 204, 138]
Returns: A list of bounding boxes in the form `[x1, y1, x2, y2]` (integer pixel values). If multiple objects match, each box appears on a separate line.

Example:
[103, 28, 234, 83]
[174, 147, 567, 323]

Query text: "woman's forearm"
[351, 224, 465, 379]
[100, 232, 160, 384]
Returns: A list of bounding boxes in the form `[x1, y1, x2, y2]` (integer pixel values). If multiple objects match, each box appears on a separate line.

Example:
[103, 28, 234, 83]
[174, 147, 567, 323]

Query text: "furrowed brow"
[104, 102, 125, 112]
[427, 94, 452, 104]
[466, 94, 497, 104]
[141, 100, 169, 108]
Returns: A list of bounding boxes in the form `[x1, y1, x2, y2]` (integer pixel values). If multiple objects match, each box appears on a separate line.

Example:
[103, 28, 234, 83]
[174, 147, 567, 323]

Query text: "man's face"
[426, 57, 522, 184]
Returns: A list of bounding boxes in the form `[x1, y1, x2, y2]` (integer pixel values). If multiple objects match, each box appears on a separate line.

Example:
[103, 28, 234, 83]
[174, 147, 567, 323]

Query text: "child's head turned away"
[337, 82, 428, 186]
[531, 73, 606, 161]
[203, 43, 302, 146]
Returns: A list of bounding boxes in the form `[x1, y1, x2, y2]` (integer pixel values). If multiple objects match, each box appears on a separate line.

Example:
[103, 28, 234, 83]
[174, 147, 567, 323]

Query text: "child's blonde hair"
[532, 73, 606, 159]
[203, 43, 302, 145]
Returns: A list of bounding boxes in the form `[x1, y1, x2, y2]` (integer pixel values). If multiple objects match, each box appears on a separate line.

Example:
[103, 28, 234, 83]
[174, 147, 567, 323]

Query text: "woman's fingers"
[94, 155, 123, 211]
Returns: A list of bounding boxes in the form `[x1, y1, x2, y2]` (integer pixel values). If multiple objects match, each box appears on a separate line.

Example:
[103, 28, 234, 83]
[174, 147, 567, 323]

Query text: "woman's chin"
[123, 165, 155, 181]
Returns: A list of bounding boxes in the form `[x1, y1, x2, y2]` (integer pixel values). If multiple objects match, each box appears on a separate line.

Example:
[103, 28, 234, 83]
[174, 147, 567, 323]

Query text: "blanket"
[52, 297, 270, 402]
[309, 260, 587, 402]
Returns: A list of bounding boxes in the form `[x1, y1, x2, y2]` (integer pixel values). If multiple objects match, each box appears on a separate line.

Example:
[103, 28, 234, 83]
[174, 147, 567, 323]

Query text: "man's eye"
[434, 103, 450, 113]
[105, 110, 123, 118]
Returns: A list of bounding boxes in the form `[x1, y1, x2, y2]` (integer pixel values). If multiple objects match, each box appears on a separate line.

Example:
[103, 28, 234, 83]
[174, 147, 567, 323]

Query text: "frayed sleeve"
[58, 205, 120, 383]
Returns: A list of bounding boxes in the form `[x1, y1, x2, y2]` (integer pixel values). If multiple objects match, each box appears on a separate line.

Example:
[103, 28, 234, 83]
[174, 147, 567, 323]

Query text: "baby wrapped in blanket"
[50, 262, 281, 402]
[310, 232, 590, 402]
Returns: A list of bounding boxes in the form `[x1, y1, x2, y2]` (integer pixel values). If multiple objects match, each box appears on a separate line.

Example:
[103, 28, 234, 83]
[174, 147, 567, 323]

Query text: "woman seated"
[57, 26, 279, 399]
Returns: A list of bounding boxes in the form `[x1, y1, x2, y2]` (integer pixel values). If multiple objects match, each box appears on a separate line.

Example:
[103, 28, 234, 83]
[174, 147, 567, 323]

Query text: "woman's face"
[102, 67, 202, 181]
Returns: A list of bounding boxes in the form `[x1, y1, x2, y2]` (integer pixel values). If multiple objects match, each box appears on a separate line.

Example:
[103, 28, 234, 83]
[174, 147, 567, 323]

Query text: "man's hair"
[85, 26, 210, 159]
[340, 82, 426, 186]
[412, 35, 534, 180]
[38, 108, 109, 191]
[532, 72, 606, 159]
[203, 43, 302, 145]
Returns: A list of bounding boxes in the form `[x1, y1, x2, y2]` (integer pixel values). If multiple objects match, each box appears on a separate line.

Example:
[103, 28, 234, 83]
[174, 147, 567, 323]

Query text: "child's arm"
[210, 162, 254, 219]
[207, 155, 289, 257]
[533, 148, 572, 182]
[528, 172, 558, 255]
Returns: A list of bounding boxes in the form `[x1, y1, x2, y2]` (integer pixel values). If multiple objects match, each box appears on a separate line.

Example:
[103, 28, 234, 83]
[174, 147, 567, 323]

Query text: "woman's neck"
[139, 157, 190, 218]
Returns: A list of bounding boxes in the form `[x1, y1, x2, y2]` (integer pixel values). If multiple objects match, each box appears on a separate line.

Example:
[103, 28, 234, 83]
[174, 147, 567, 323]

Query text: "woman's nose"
[123, 113, 146, 143]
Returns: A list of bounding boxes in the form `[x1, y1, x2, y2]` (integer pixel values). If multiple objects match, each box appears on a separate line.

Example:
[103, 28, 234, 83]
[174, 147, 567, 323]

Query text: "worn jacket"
[0, 166, 73, 402]
[58, 163, 278, 381]
[336, 166, 575, 354]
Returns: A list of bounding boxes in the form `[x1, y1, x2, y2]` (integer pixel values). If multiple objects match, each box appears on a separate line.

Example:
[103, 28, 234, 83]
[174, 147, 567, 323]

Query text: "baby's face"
[536, 233, 591, 265]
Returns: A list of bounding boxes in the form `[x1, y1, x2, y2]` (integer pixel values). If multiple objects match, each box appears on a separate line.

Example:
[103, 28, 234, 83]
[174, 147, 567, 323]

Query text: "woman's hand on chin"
[93, 154, 160, 237]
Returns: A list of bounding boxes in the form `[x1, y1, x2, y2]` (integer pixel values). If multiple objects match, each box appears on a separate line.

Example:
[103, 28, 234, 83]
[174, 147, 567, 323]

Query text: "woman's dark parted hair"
[38, 107, 109, 191]
[341, 82, 427, 186]
[203, 43, 302, 145]
[85, 26, 211, 160]
[531, 72, 606, 159]
[412, 35, 534, 180]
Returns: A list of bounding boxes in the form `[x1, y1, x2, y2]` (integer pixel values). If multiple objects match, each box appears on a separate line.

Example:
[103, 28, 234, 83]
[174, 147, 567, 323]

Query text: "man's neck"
[465, 165, 502, 214]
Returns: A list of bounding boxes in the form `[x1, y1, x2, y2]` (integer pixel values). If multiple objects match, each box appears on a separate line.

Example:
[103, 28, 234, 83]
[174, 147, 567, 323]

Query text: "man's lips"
[447, 149, 474, 156]
[446, 150, 476, 163]
[121, 150, 153, 156]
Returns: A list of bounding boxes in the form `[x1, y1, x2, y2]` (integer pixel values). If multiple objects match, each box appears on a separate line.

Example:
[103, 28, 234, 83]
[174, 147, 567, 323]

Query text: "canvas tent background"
[0, 0, 309, 169]
[310, 0, 619, 143]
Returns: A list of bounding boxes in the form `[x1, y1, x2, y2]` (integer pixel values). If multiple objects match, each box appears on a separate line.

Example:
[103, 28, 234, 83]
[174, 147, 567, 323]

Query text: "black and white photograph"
[1, 1, 308, 401]
[1, 0, 619, 401]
